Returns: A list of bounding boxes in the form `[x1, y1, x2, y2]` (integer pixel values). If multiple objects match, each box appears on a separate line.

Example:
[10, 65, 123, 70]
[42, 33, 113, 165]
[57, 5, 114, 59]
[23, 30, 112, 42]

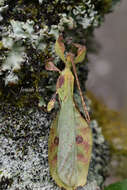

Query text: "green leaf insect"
[46, 36, 92, 190]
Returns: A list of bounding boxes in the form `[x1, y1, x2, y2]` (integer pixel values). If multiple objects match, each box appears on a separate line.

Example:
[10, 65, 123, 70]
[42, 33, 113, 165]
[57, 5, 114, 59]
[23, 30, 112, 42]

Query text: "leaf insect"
[46, 36, 92, 190]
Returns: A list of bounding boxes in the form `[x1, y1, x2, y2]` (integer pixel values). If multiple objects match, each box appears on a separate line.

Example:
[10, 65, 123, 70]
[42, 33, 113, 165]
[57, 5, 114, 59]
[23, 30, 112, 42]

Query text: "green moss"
[87, 91, 127, 155]
[0, 41, 3, 49]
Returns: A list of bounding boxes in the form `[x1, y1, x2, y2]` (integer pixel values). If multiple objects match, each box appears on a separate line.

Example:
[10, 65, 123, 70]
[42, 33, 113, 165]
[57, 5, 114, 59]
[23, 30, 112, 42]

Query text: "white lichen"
[38, 0, 44, 4]
[2, 37, 14, 49]
[10, 20, 37, 41]
[2, 47, 25, 72]
[4, 71, 19, 86]
[49, 25, 59, 38]
[1, 46, 26, 85]
[0, 19, 51, 85]
[0, 0, 6, 6]
[72, 0, 98, 29]
[58, 14, 77, 31]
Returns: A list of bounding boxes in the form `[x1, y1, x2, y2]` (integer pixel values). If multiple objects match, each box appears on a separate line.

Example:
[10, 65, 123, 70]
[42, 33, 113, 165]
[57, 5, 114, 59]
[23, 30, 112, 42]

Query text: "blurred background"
[87, 0, 127, 111]
[86, 1, 127, 186]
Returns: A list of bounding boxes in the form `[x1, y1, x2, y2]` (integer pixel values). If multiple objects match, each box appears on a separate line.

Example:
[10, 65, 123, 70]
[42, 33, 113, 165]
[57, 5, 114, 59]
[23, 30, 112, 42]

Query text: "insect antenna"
[71, 58, 90, 124]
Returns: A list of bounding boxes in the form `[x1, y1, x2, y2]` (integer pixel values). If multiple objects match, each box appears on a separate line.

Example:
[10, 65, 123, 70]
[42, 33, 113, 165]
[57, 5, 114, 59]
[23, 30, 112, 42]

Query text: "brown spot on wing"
[54, 136, 59, 145]
[49, 136, 59, 153]
[57, 75, 64, 89]
[76, 135, 83, 144]
[76, 135, 90, 153]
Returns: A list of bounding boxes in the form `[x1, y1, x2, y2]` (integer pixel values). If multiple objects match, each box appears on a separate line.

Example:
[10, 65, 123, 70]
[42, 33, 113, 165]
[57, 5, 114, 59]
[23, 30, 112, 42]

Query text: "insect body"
[46, 36, 92, 190]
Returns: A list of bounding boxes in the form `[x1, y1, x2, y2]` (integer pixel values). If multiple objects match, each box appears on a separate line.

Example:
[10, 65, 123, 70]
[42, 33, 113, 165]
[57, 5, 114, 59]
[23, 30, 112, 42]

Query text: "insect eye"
[76, 135, 83, 144]
[54, 136, 59, 145]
